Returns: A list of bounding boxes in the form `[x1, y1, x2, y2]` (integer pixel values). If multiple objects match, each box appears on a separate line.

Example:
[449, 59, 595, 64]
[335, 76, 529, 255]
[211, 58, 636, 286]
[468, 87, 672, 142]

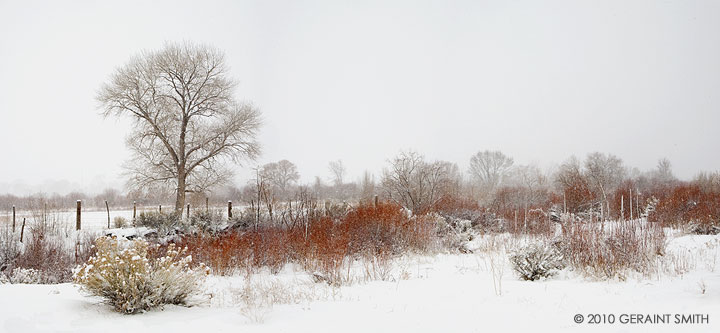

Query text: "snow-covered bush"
[74, 236, 208, 314]
[15, 224, 74, 283]
[190, 209, 235, 234]
[113, 216, 129, 228]
[8, 268, 42, 284]
[688, 222, 720, 235]
[136, 211, 182, 235]
[434, 214, 476, 252]
[510, 241, 565, 281]
[0, 226, 20, 272]
[440, 209, 505, 234]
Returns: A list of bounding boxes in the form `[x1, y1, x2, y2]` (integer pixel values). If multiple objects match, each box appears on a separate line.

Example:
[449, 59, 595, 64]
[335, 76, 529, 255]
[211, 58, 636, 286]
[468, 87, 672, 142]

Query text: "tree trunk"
[175, 174, 186, 216]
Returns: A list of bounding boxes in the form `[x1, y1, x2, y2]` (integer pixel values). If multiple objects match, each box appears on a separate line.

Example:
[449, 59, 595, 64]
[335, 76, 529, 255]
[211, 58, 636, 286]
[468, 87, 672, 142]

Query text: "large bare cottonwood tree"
[98, 42, 261, 215]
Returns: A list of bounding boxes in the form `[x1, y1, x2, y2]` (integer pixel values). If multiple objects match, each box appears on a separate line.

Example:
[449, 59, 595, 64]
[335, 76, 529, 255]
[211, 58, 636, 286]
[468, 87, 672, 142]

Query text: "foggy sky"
[1, 0, 719, 195]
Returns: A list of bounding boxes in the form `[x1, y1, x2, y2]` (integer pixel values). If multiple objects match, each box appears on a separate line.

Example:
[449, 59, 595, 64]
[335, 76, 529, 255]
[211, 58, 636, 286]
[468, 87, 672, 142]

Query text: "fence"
[0, 199, 237, 232]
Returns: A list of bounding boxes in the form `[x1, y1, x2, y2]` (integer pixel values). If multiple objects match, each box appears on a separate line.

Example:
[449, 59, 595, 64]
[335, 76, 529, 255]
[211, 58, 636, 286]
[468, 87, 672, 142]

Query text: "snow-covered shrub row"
[510, 240, 565, 281]
[1, 221, 100, 284]
[135, 209, 254, 236]
[190, 209, 253, 234]
[439, 209, 505, 234]
[6, 268, 42, 284]
[189, 209, 224, 234]
[135, 211, 183, 235]
[74, 236, 209, 314]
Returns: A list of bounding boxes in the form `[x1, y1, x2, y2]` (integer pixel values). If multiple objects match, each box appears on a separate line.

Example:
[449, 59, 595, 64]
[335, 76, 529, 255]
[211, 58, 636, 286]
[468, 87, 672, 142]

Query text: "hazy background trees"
[97, 42, 261, 215]
[469, 150, 514, 200]
[3, 141, 717, 230]
[328, 160, 346, 186]
[583, 152, 626, 216]
[380, 151, 460, 213]
[260, 160, 300, 199]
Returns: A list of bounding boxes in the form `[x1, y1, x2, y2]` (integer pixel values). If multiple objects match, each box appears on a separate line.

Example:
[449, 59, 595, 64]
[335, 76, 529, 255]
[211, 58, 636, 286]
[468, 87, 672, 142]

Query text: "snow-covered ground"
[1, 232, 718, 333]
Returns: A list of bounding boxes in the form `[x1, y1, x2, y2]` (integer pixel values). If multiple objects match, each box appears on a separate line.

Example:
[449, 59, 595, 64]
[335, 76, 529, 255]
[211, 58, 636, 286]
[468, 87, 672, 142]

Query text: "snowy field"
[1, 232, 718, 333]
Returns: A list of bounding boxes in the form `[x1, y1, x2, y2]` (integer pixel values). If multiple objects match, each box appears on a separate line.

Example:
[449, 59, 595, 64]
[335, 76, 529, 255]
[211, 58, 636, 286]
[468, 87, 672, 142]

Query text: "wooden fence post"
[133, 201, 137, 226]
[159, 205, 162, 213]
[20, 218, 26, 243]
[12, 205, 16, 233]
[206, 197, 209, 212]
[76, 200, 81, 230]
[105, 200, 110, 228]
[228, 201, 233, 219]
[186, 203, 190, 219]
[629, 189, 633, 220]
[374, 195, 379, 208]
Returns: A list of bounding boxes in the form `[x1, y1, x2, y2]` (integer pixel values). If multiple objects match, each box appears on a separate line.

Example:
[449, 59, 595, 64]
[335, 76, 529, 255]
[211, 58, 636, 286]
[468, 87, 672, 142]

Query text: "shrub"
[113, 216, 129, 228]
[173, 202, 437, 282]
[341, 202, 435, 255]
[688, 222, 720, 235]
[8, 268, 42, 284]
[649, 184, 720, 232]
[136, 211, 182, 235]
[74, 236, 208, 314]
[189, 209, 226, 234]
[438, 209, 505, 235]
[0, 226, 20, 272]
[510, 241, 565, 281]
[560, 220, 666, 279]
[15, 224, 74, 283]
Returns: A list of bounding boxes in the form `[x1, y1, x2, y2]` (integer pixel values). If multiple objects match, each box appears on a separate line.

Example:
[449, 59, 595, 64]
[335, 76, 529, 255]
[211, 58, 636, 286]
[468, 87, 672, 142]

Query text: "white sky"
[1, 0, 719, 195]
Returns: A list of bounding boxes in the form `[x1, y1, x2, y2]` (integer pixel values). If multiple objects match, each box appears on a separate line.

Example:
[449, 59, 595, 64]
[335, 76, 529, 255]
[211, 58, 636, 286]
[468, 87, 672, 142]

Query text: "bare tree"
[261, 159, 300, 198]
[584, 152, 626, 217]
[694, 171, 720, 193]
[469, 150, 514, 196]
[359, 170, 376, 202]
[381, 151, 459, 212]
[328, 160, 346, 186]
[653, 158, 676, 184]
[98, 42, 261, 215]
[508, 165, 547, 210]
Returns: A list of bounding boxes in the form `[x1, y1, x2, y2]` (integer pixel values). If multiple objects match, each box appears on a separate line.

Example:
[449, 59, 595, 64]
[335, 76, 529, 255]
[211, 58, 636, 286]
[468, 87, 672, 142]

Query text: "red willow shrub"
[170, 202, 436, 276]
[649, 184, 720, 233]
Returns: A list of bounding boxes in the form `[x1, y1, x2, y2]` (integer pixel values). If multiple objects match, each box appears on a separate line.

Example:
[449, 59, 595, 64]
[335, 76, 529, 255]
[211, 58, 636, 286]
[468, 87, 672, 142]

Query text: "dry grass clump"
[560, 220, 666, 279]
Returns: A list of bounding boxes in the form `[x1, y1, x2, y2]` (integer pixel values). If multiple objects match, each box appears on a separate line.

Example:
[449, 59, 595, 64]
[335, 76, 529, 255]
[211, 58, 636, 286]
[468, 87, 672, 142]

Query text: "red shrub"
[649, 183, 720, 231]
[171, 202, 436, 276]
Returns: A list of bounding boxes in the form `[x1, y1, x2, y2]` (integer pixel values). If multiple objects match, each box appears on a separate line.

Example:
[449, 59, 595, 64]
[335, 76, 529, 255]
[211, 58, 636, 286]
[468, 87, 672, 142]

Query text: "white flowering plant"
[74, 236, 208, 314]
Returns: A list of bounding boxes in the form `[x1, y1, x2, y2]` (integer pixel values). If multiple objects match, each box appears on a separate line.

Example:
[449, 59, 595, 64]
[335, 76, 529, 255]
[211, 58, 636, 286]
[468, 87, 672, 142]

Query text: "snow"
[1, 232, 718, 333]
